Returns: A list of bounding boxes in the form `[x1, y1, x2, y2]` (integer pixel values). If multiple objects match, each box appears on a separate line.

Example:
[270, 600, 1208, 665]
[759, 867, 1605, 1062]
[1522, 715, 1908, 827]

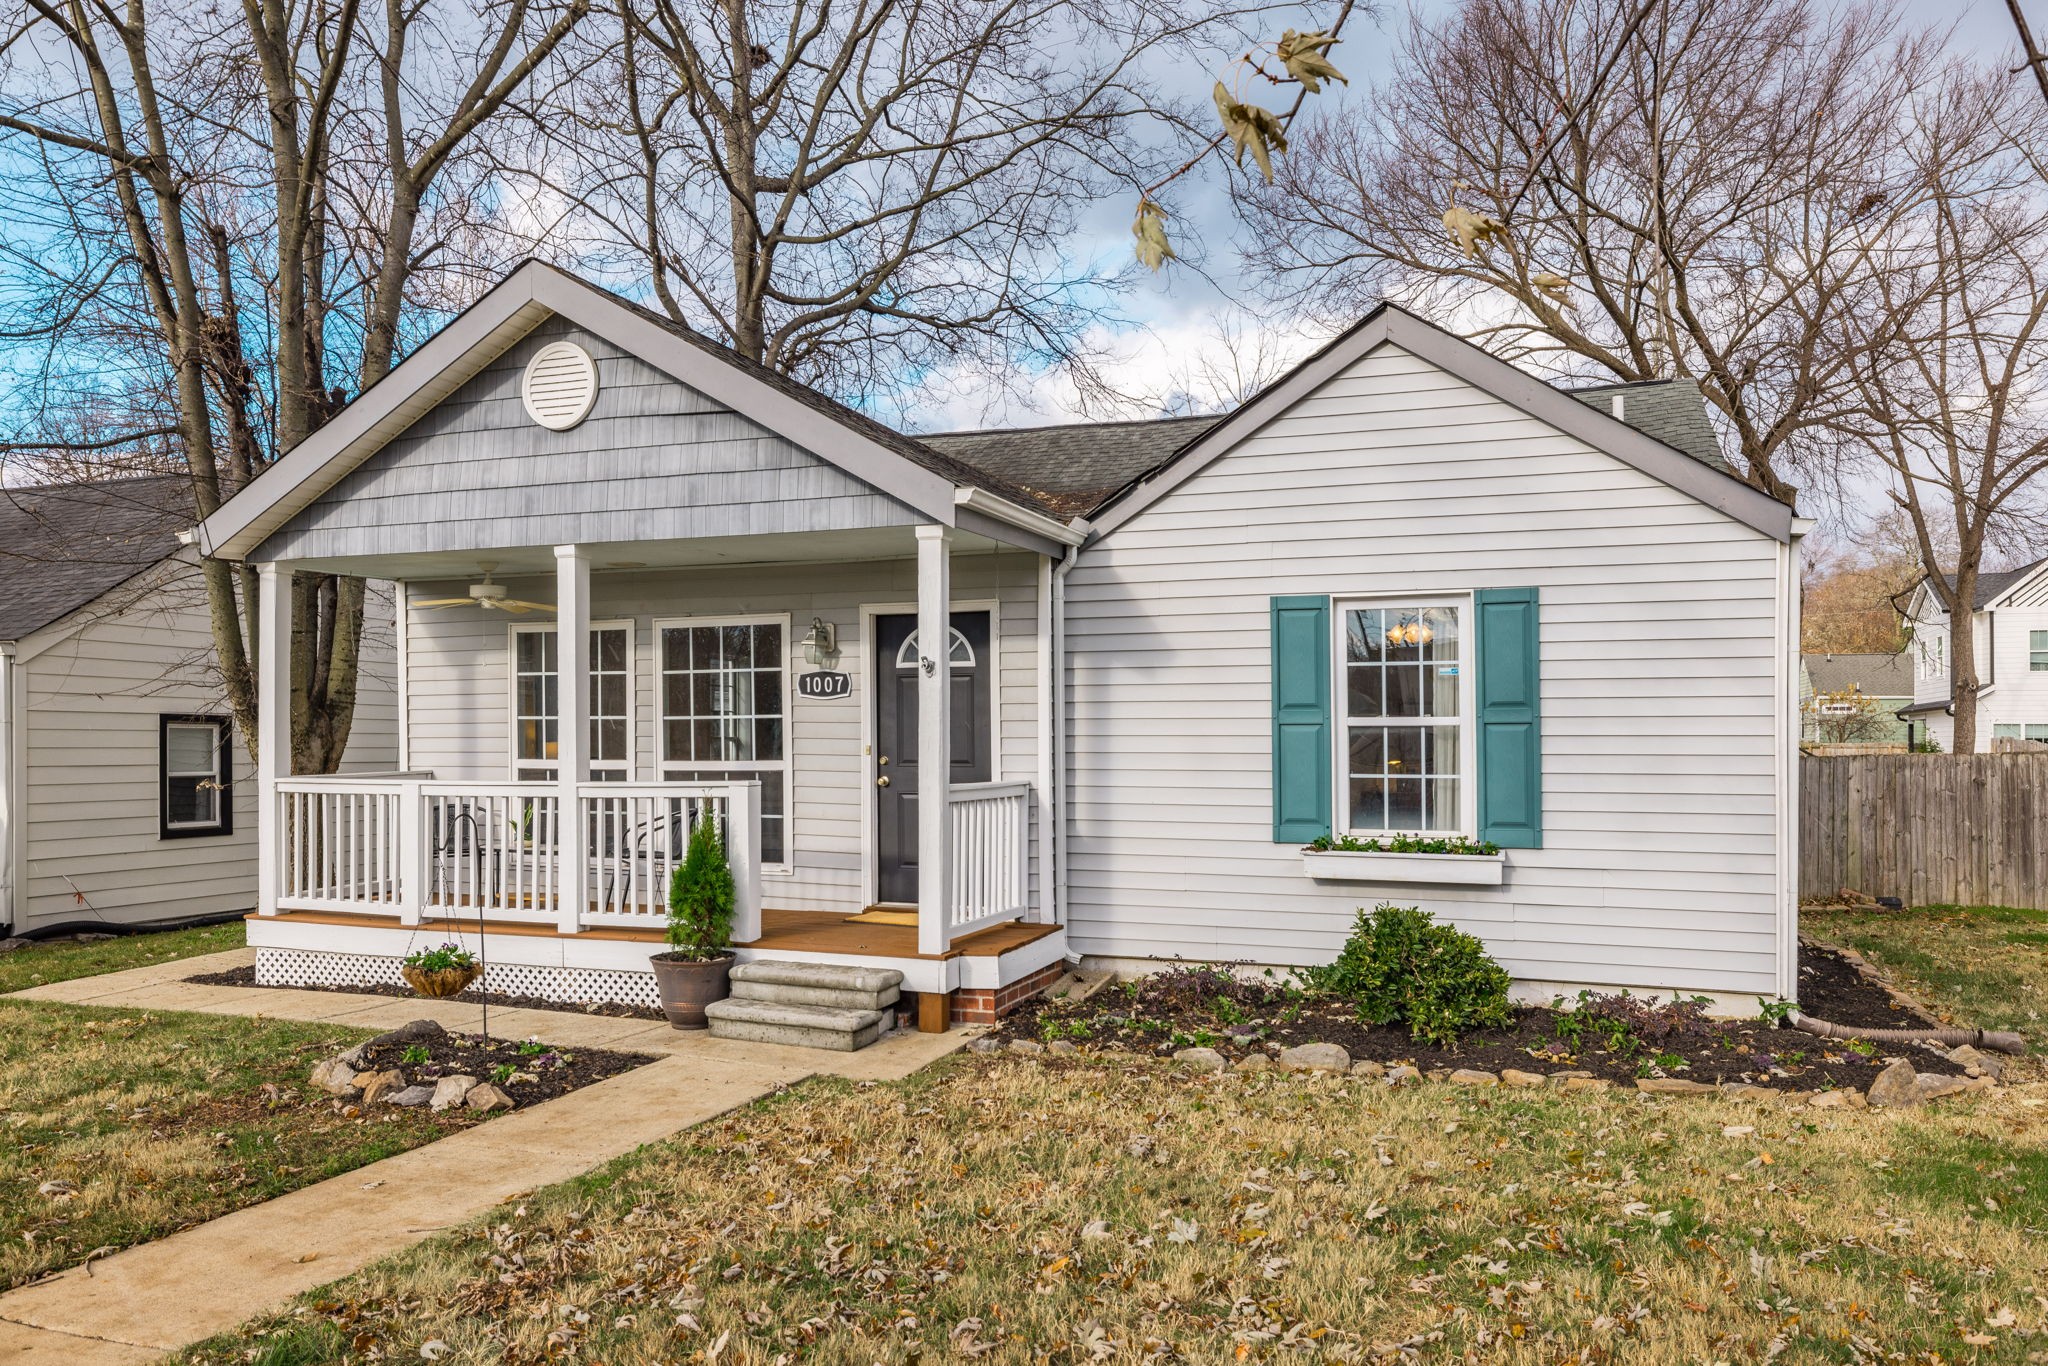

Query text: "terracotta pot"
[650, 951, 734, 1030]
[402, 964, 479, 999]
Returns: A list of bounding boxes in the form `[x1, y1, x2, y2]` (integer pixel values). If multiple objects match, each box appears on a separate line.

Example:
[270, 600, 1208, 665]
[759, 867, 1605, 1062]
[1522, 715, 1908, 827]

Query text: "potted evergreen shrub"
[649, 814, 737, 1029]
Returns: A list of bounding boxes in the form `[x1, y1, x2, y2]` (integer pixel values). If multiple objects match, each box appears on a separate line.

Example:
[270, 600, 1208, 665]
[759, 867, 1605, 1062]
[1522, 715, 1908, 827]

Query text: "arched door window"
[893, 627, 976, 670]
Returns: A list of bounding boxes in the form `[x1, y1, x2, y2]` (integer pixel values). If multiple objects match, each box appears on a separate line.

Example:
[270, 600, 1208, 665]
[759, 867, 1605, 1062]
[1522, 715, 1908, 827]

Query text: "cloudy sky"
[896, 0, 2031, 434]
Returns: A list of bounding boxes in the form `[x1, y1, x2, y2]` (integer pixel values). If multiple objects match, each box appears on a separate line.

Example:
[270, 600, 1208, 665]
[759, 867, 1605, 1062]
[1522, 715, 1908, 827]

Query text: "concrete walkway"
[0, 950, 970, 1363]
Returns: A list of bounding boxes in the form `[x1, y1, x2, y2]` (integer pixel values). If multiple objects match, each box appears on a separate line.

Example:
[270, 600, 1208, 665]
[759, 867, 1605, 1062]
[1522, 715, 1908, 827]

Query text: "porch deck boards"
[252, 907, 1059, 962]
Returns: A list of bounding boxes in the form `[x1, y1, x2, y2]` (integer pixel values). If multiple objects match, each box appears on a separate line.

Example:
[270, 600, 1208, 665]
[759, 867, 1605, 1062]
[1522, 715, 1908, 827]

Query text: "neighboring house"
[1898, 558, 2048, 751]
[0, 477, 396, 937]
[1798, 652, 1914, 746]
[190, 262, 1805, 1031]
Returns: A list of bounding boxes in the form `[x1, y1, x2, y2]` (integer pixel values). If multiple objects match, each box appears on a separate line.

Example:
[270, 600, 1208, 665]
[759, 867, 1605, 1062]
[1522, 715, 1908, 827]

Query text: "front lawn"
[1804, 904, 2047, 1053]
[183, 1054, 2047, 1364]
[0, 920, 244, 995]
[0, 1001, 475, 1291]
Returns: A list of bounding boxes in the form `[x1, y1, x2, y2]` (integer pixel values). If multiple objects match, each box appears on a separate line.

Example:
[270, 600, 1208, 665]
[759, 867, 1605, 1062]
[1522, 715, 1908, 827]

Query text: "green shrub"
[1300, 903, 1512, 1045]
[665, 815, 736, 957]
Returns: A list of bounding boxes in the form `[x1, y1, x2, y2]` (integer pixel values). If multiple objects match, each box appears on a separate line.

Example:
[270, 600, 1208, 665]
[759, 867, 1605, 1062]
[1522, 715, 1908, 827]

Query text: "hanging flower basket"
[401, 964, 480, 999]
[400, 942, 481, 999]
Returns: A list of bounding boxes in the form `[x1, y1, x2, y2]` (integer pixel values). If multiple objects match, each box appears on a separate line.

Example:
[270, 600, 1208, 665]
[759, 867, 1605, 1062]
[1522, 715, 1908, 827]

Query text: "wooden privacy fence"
[1800, 753, 2048, 910]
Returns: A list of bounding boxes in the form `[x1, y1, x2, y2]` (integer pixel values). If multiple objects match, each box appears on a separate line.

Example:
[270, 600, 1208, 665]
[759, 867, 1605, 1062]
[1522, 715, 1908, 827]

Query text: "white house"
[1898, 558, 2048, 750]
[189, 263, 1805, 1031]
[0, 477, 394, 936]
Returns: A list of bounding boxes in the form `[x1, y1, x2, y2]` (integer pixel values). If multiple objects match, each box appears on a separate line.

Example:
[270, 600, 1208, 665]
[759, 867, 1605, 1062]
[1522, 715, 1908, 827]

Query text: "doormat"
[843, 908, 920, 926]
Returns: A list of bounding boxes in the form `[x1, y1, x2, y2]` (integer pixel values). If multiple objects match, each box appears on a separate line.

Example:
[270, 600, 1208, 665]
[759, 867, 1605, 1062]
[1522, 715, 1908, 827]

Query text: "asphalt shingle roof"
[1804, 652, 1913, 698]
[0, 475, 192, 641]
[921, 415, 1221, 518]
[1938, 557, 2048, 610]
[1563, 378, 1731, 472]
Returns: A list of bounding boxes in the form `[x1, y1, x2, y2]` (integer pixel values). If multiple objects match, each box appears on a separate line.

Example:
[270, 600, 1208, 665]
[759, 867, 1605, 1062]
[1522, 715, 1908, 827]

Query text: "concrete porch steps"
[706, 962, 906, 1051]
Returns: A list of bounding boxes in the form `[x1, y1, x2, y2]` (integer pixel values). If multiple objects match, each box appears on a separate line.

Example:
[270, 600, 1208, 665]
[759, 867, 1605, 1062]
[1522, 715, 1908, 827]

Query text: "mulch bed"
[186, 965, 664, 1021]
[990, 943, 1945, 1093]
[347, 1027, 656, 1109]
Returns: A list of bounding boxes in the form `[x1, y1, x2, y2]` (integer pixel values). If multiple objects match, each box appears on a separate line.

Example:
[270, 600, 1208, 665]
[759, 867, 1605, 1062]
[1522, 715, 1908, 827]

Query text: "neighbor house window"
[511, 624, 632, 781]
[1339, 602, 1469, 834]
[2032, 630, 2048, 671]
[658, 618, 788, 866]
[161, 715, 231, 838]
[1920, 634, 1945, 679]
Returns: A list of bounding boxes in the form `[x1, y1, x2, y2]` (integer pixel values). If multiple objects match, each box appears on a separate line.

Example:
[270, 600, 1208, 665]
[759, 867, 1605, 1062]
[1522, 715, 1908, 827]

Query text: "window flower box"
[1301, 849, 1506, 886]
[1301, 837, 1506, 887]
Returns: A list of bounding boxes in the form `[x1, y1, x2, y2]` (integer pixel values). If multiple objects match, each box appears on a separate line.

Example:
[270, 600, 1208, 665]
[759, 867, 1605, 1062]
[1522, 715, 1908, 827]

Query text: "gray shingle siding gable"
[255, 319, 922, 562]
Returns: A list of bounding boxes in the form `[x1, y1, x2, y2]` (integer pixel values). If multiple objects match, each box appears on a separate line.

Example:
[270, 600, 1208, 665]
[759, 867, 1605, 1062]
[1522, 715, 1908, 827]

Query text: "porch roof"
[194, 263, 1080, 565]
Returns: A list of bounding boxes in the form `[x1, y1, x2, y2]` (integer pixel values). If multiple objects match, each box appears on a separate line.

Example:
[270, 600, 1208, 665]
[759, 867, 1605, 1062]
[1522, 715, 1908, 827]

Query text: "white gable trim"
[1086, 306, 1796, 544]
[197, 264, 1056, 562]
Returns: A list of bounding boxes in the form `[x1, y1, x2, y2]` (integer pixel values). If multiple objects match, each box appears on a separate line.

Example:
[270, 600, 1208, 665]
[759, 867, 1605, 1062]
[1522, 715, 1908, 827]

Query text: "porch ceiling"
[269, 523, 1022, 581]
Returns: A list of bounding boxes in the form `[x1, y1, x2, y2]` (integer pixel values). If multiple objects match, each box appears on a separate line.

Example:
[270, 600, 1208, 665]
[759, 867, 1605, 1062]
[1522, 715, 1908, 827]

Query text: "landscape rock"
[464, 1083, 515, 1112]
[429, 1074, 479, 1111]
[1546, 1070, 1596, 1088]
[355, 1069, 406, 1105]
[384, 1084, 434, 1107]
[1448, 1068, 1498, 1086]
[967, 1036, 1003, 1054]
[1866, 1059, 1923, 1107]
[1910, 1073, 1977, 1104]
[1047, 1040, 1081, 1056]
[1557, 1076, 1611, 1092]
[1635, 1078, 1718, 1095]
[1946, 1044, 2005, 1080]
[1719, 1083, 1776, 1100]
[1277, 1042, 1351, 1074]
[73, 932, 116, 942]
[1349, 1059, 1386, 1078]
[1172, 1047, 1228, 1073]
[1006, 1039, 1046, 1057]
[0, 937, 29, 954]
[1384, 1065, 1421, 1086]
[1499, 1069, 1547, 1088]
[367, 1019, 448, 1051]
[1234, 1053, 1274, 1073]
[1809, 1090, 1852, 1109]
[308, 1059, 360, 1098]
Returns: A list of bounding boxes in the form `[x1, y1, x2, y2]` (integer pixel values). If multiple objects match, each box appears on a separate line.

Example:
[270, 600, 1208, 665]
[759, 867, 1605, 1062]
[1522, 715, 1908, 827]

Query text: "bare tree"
[0, 0, 584, 772]
[1836, 69, 2048, 754]
[495, 0, 1293, 411]
[1241, 0, 1941, 504]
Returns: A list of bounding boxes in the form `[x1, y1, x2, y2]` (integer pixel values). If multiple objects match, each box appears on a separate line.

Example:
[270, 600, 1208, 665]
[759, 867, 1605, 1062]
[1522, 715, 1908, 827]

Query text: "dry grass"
[0, 1002, 469, 1291]
[185, 1055, 2048, 1365]
[1805, 906, 2048, 1053]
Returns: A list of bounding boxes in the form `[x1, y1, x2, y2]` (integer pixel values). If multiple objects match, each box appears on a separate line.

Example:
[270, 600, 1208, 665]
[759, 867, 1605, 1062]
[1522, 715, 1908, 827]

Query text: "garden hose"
[1786, 1011, 2025, 1055]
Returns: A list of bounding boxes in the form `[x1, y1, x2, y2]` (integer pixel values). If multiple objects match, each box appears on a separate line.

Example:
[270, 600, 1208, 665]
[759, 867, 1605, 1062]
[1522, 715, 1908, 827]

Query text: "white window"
[510, 623, 633, 782]
[1919, 634, 1945, 680]
[161, 715, 230, 837]
[657, 617, 788, 866]
[2031, 630, 2048, 672]
[2031, 724, 2048, 743]
[1338, 601, 1471, 834]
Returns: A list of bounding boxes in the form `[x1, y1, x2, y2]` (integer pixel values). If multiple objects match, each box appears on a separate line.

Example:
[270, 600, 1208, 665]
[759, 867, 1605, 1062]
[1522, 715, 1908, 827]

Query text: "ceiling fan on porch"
[414, 565, 555, 615]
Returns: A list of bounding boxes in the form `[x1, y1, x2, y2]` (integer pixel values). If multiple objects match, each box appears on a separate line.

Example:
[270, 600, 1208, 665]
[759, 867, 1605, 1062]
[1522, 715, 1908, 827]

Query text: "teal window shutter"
[1270, 595, 1333, 843]
[1475, 588, 1542, 848]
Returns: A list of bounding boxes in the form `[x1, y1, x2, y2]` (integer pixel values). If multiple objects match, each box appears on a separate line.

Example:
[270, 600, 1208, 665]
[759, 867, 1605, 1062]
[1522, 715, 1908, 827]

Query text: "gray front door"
[874, 611, 992, 904]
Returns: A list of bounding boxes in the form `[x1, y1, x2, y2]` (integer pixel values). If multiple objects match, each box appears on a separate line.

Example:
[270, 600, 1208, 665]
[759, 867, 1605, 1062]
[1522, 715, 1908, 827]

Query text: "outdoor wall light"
[802, 617, 838, 667]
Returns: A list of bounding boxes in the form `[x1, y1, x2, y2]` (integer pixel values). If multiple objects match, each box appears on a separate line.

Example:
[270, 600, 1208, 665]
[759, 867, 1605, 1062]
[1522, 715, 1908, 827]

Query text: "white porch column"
[1034, 553, 1056, 924]
[256, 563, 292, 916]
[555, 545, 591, 934]
[916, 524, 953, 957]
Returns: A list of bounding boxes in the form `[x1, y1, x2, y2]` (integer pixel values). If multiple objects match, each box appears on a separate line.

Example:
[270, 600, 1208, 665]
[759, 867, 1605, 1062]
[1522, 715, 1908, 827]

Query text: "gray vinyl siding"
[255, 319, 918, 563]
[1064, 342, 1788, 995]
[12, 555, 397, 932]
[401, 553, 1042, 913]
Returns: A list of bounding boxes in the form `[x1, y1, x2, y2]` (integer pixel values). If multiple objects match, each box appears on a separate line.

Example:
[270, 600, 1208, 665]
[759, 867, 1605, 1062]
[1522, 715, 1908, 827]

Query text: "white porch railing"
[948, 781, 1031, 937]
[274, 775, 761, 938]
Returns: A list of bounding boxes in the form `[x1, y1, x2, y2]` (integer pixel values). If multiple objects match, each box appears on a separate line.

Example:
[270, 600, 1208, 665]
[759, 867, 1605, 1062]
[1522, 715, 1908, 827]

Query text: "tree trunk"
[1949, 568, 1981, 755]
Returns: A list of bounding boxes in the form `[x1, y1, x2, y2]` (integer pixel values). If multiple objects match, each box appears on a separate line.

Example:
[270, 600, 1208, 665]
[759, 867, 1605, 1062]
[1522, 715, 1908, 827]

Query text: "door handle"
[876, 776, 891, 788]
[877, 755, 890, 765]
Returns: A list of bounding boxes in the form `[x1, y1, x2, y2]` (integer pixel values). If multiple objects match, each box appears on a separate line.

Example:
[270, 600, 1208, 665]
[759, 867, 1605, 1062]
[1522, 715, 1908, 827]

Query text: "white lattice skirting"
[253, 948, 661, 1009]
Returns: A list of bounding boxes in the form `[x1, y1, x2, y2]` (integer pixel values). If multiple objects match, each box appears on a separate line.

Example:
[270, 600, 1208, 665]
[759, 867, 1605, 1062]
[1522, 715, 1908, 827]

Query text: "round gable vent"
[521, 341, 599, 430]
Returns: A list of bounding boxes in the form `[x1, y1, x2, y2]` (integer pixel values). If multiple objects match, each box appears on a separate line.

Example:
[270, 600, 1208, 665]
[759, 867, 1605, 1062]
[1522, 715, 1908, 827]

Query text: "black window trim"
[160, 713, 233, 840]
